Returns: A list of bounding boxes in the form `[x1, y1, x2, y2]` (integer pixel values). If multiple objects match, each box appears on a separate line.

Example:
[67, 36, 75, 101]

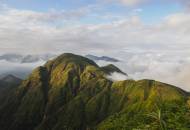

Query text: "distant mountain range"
[0, 53, 189, 130]
[0, 53, 56, 63]
[0, 74, 22, 83]
[0, 70, 31, 79]
[85, 54, 120, 62]
[0, 74, 22, 103]
[0, 54, 121, 79]
[0, 53, 120, 64]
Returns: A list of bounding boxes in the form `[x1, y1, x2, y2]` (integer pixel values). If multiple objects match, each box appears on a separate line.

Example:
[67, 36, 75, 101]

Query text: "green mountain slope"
[0, 53, 189, 130]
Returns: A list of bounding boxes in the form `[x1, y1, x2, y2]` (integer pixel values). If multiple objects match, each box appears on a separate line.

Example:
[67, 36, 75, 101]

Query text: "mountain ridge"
[0, 53, 189, 130]
[0, 53, 56, 63]
[85, 54, 120, 62]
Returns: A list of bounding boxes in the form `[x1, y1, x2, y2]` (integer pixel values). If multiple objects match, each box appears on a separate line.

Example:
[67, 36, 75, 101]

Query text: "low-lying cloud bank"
[106, 72, 130, 81]
[0, 5, 189, 91]
[0, 60, 46, 78]
[96, 51, 190, 91]
[0, 52, 189, 91]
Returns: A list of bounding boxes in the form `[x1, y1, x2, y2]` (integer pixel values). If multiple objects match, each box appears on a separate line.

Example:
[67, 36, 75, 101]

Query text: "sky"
[0, 0, 190, 91]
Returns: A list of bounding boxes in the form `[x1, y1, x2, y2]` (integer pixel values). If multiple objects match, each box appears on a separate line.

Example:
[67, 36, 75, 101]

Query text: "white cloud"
[104, 0, 147, 6]
[0, 59, 45, 78]
[120, 0, 147, 6]
[106, 72, 130, 81]
[103, 0, 190, 8]
[97, 50, 190, 91]
[0, 6, 89, 26]
[0, 6, 190, 91]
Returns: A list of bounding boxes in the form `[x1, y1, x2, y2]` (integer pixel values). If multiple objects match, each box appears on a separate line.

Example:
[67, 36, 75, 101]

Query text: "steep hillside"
[0, 53, 189, 130]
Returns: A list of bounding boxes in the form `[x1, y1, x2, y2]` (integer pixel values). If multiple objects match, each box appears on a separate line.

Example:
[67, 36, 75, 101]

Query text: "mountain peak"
[45, 53, 98, 69]
[0, 74, 22, 83]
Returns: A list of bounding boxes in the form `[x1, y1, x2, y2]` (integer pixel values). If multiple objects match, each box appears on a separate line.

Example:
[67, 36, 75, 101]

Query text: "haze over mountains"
[0, 52, 189, 91]
[0, 53, 52, 79]
[0, 53, 121, 79]
[0, 53, 56, 63]
[85, 54, 120, 62]
[0, 53, 120, 64]
[0, 74, 22, 103]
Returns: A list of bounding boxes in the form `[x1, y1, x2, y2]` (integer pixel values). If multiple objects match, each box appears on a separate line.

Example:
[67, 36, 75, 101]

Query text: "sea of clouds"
[0, 3, 190, 91]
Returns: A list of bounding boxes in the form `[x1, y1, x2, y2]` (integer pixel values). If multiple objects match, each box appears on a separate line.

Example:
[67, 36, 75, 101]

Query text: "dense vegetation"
[0, 53, 189, 130]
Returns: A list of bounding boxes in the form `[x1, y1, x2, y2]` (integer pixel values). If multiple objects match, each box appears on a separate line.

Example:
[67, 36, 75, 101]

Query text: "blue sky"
[2, 0, 97, 11]
[1, 0, 184, 24]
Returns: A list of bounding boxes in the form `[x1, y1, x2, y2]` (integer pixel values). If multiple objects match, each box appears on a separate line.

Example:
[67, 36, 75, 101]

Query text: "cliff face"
[0, 53, 189, 130]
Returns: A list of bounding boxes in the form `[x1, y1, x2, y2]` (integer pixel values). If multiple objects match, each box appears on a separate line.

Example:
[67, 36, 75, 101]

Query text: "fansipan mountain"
[0, 53, 189, 130]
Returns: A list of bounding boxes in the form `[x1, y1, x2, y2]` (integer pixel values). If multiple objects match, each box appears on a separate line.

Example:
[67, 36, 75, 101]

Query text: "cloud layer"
[104, 0, 190, 8]
[104, 0, 147, 6]
[0, 5, 189, 91]
[106, 72, 129, 81]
